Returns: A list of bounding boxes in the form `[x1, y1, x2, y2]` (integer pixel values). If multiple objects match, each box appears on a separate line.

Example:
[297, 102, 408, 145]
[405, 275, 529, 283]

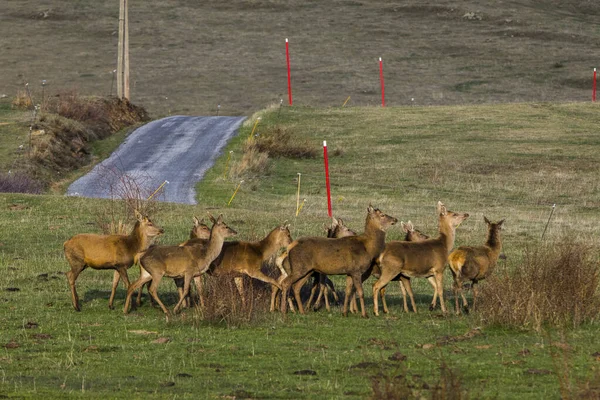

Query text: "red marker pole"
[379, 57, 385, 107]
[286, 38, 293, 106]
[323, 140, 332, 218]
[593, 68, 597, 102]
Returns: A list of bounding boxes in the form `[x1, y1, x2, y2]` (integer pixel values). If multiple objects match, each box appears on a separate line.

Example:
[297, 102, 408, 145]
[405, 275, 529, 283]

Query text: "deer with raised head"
[280, 205, 398, 317]
[349, 220, 430, 314]
[63, 210, 164, 311]
[448, 216, 505, 314]
[123, 214, 237, 314]
[135, 216, 212, 308]
[270, 217, 357, 312]
[372, 202, 469, 315]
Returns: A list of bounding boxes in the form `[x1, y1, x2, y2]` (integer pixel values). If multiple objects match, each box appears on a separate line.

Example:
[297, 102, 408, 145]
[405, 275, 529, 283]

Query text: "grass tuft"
[477, 239, 600, 331]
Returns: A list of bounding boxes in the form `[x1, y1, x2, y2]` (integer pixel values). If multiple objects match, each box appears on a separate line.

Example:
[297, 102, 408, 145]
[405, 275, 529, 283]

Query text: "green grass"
[1, 102, 600, 398]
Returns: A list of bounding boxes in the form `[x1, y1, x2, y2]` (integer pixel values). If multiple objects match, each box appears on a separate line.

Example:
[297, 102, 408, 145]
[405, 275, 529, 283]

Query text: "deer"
[270, 217, 357, 312]
[134, 216, 212, 308]
[372, 202, 469, 316]
[280, 205, 398, 318]
[448, 216, 505, 314]
[193, 223, 293, 308]
[349, 221, 430, 314]
[123, 214, 237, 314]
[63, 210, 164, 311]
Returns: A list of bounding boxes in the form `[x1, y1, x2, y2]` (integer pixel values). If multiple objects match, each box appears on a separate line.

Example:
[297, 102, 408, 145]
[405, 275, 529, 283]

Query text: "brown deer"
[63, 210, 164, 311]
[280, 205, 398, 317]
[196, 223, 293, 307]
[270, 217, 357, 312]
[349, 221, 430, 314]
[448, 216, 505, 314]
[372, 202, 469, 315]
[123, 214, 237, 314]
[135, 216, 213, 308]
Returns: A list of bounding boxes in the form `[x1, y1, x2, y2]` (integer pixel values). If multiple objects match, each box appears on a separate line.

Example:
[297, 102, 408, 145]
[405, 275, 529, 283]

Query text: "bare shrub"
[477, 240, 600, 331]
[252, 126, 316, 159]
[193, 273, 272, 327]
[11, 90, 33, 110]
[0, 172, 44, 194]
[44, 90, 148, 139]
[229, 146, 270, 179]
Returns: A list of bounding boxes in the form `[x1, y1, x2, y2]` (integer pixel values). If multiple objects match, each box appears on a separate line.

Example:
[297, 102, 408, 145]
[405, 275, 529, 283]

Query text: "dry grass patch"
[477, 240, 600, 331]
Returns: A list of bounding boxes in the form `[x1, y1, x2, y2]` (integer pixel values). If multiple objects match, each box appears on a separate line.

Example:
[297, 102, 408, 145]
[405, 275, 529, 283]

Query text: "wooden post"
[117, 0, 124, 99]
[123, 0, 130, 100]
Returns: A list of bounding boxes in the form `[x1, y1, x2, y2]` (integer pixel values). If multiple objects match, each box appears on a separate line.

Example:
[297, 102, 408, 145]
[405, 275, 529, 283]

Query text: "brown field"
[1, 0, 600, 117]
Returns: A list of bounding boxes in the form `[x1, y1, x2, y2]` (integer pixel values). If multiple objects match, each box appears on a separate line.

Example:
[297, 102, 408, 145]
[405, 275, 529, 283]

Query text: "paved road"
[67, 116, 245, 204]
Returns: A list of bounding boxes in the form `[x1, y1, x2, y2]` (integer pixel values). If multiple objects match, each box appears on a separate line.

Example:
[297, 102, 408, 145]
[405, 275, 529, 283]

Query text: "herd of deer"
[63, 202, 505, 317]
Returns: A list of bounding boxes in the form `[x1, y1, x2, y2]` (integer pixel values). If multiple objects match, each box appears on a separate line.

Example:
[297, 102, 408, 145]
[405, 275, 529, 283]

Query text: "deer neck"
[438, 218, 457, 253]
[258, 229, 283, 260]
[362, 220, 387, 257]
[127, 221, 152, 253]
[205, 231, 226, 263]
[485, 229, 502, 256]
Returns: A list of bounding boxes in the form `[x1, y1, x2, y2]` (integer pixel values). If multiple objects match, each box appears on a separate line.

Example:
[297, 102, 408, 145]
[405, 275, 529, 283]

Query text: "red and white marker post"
[379, 57, 385, 107]
[593, 68, 597, 102]
[323, 141, 332, 218]
[286, 38, 293, 106]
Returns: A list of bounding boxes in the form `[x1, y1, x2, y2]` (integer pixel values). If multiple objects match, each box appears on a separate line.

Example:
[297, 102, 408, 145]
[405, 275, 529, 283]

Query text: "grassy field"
[1, 102, 600, 398]
[1, 0, 600, 117]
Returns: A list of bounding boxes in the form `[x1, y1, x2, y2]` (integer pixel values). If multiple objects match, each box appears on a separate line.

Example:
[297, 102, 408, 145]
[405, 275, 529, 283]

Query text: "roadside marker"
[286, 38, 293, 106]
[379, 57, 385, 107]
[323, 141, 332, 217]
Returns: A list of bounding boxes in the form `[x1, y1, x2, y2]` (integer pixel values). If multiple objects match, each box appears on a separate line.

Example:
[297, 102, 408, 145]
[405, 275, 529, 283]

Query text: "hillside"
[1, 0, 600, 116]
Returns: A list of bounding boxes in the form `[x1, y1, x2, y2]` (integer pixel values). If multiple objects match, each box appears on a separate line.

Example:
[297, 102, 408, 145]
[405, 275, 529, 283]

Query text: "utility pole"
[117, 0, 130, 100]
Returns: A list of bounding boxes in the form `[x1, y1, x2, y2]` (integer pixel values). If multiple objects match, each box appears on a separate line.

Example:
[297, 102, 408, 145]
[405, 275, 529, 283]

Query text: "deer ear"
[217, 214, 224, 223]
[484, 216, 491, 225]
[497, 219, 505, 227]
[193, 216, 200, 226]
[401, 221, 408, 232]
[406, 221, 414, 231]
[207, 212, 217, 224]
[437, 201, 447, 215]
[331, 216, 339, 226]
[367, 204, 374, 213]
[134, 210, 143, 222]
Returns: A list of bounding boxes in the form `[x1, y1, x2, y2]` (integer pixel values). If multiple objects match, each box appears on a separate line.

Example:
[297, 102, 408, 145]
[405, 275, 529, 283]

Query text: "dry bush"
[229, 146, 270, 179]
[11, 90, 33, 110]
[252, 126, 317, 159]
[44, 90, 148, 139]
[193, 273, 273, 327]
[477, 240, 600, 331]
[0, 172, 44, 194]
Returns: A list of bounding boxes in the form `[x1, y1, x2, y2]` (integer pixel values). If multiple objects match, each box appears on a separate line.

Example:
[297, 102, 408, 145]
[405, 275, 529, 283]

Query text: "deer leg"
[244, 270, 282, 290]
[280, 277, 291, 314]
[270, 284, 279, 312]
[325, 276, 340, 304]
[399, 278, 409, 313]
[434, 272, 447, 313]
[346, 276, 358, 313]
[305, 273, 319, 310]
[123, 270, 152, 314]
[292, 274, 312, 314]
[322, 280, 331, 312]
[173, 274, 192, 314]
[350, 274, 367, 318]
[108, 270, 121, 310]
[234, 277, 246, 306]
[110, 267, 130, 310]
[372, 270, 397, 317]
[400, 276, 418, 313]
[452, 273, 461, 315]
[65, 259, 85, 312]
[147, 274, 169, 314]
